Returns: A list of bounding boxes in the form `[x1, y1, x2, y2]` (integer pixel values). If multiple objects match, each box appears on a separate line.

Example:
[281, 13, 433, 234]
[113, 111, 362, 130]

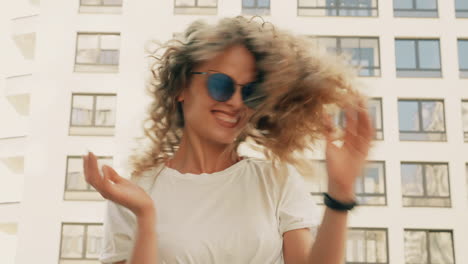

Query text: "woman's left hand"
[323, 99, 375, 202]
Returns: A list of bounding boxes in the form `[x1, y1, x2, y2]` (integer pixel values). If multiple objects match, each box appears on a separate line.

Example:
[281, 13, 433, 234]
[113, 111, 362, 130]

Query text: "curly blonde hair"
[128, 16, 369, 180]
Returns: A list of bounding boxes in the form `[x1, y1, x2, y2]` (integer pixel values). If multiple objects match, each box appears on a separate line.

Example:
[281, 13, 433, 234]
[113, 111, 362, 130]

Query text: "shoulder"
[129, 163, 166, 192]
[241, 157, 299, 188]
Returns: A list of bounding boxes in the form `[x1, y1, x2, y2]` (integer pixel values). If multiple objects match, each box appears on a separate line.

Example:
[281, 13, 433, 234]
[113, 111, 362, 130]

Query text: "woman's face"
[178, 44, 256, 146]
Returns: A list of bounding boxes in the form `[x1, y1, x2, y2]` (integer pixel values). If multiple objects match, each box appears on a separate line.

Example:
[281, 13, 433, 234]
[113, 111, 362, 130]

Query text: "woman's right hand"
[83, 151, 155, 218]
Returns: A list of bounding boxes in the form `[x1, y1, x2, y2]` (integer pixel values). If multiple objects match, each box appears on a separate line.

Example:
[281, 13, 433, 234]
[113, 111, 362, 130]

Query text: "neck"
[167, 130, 240, 174]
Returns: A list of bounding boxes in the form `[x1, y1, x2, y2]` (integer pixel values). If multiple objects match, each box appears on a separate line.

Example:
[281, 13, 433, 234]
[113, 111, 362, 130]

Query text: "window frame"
[59, 222, 104, 261]
[69, 93, 117, 128]
[460, 100, 468, 141]
[368, 97, 384, 140]
[457, 39, 468, 78]
[297, 0, 379, 17]
[395, 38, 442, 78]
[404, 229, 456, 264]
[312, 36, 382, 77]
[73, 31, 121, 72]
[79, 0, 123, 7]
[346, 227, 389, 264]
[400, 161, 452, 208]
[309, 160, 387, 206]
[242, 0, 271, 15]
[173, 0, 218, 15]
[455, 0, 468, 18]
[63, 155, 112, 201]
[397, 99, 447, 141]
[393, 0, 438, 17]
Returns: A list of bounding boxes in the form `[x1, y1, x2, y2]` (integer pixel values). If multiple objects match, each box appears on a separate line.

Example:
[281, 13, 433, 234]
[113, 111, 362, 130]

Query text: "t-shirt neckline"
[162, 156, 249, 181]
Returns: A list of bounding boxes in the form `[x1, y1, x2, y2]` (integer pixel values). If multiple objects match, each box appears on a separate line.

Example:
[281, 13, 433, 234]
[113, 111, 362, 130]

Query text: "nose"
[225, 85, 244, 109]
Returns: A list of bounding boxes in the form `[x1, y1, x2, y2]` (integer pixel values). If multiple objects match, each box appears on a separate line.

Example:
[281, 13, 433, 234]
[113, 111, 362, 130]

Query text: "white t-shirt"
[99, 157, 321, 264]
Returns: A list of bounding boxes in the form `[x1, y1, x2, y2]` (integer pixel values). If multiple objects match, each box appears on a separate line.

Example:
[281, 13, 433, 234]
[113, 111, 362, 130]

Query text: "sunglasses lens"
[207, 73, 234, 102]
[242, 82, 265, 109]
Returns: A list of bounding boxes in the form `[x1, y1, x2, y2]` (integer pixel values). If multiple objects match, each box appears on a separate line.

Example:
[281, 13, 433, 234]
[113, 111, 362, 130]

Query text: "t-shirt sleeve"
[99, 199, 137, 263]
[277, 164, 321, 238]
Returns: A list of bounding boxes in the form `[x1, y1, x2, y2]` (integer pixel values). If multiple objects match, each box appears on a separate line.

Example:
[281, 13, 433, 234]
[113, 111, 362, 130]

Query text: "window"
[393, 0, 438, 17]
[69, 93, 117, 136]
[455, 0, 468, 17]
[458, 39, 468, 78]
[174, 0, 217, 15]
[305, 160, 387, 206]
[305, 160, 329, 204]
[330, 97, 383, 140]
[404, 229, 455, 264]
[242, 0, 270, 15]
[64, 155, 112, 200]
[395, 39, 441, 77]
[461, 100, 468, 141]
[59, 223, 103, 263]
[368, 98, 384, 140]
[401, 162, 451, 207]
[355, 161, 387, 205]
[312, 36, 381, 77]
[346, 228, 388, 263]
[79, 0, 122, 14]
[74, 33, 120, 73]
[398, 99, 446, 141]
[298, 0, 378, 17]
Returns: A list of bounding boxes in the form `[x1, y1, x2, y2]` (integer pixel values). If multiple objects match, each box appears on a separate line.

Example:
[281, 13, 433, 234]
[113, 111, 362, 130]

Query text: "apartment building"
[1, 0, 468, 263]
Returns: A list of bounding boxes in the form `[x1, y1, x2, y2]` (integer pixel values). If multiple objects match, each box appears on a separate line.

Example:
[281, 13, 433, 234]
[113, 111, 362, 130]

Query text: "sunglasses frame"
[190, 70, 265, 109]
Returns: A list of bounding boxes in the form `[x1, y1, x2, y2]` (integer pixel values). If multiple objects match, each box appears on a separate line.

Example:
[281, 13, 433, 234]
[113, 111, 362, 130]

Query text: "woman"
[83, 16, 374, 264]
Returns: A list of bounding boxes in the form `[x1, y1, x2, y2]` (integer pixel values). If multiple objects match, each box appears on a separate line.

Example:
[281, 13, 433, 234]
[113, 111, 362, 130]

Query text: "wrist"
[135, 203, 156, 219]
[327, 182, 355, 203]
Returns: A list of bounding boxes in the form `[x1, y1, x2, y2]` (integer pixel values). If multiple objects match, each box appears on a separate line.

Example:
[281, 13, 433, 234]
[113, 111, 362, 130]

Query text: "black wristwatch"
[323, 192, 357, 211]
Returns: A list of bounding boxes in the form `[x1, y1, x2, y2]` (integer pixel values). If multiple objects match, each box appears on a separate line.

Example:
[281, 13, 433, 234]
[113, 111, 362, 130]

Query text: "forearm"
[307, 207, 348, 264]
[307, 183, 353, 264]
[128, 210, 158, 264]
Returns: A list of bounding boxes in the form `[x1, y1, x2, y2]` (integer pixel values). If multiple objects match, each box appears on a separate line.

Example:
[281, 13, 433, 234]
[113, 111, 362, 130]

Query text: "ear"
[177, 91, 184, 102]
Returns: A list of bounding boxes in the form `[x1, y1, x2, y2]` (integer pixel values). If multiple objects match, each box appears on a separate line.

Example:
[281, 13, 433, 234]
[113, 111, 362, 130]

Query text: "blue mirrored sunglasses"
[190, 70, 266, 109]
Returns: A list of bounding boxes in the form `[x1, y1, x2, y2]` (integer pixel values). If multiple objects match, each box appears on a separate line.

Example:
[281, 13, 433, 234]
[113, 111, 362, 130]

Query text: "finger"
[100, 166, 115, 199]
[322, 112, 337, 143]
[343, 108, 370, 156]
[82, 155, 88, 181]
[87, 152, 102, 188]
[104, 165, 125, 184]
[343, 106, 359, 145]
[358, 102, 375, 142]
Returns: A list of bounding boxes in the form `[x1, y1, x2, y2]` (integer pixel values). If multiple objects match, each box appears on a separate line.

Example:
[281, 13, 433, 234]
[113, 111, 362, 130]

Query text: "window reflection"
[71, 94, 116, 128]
[346, 228, 388, 263]
[398, 99, 446, 141]
[401, 163, 451, 207]
[312, 36, 381, 76]
[75, 33, 120, 66]
[395, 39, 441, 77]
[60, 224, 104, 261]
[405, 230, 455, 264]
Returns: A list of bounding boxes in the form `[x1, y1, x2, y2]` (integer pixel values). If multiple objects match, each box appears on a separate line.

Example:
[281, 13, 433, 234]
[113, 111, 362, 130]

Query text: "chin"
[210, 133, 238, 145]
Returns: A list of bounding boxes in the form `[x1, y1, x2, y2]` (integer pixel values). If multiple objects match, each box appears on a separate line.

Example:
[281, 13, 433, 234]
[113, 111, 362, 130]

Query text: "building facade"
[1, 0, 468, 263]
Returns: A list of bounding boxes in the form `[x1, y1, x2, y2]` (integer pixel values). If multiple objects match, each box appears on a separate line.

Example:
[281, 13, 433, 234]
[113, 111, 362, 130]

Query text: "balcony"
[4, 74, 32, 116]
[0, 137, 26, 205]
[0, 136, 27, 158]
[10, 14, 38, 60]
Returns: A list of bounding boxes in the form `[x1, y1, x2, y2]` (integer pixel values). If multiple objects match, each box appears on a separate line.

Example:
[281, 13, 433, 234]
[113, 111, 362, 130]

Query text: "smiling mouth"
[212, 110, 240, 126]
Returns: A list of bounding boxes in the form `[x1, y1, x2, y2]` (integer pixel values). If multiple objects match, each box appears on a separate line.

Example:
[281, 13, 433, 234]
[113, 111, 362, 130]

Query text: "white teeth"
[213, 111, 239, 124]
